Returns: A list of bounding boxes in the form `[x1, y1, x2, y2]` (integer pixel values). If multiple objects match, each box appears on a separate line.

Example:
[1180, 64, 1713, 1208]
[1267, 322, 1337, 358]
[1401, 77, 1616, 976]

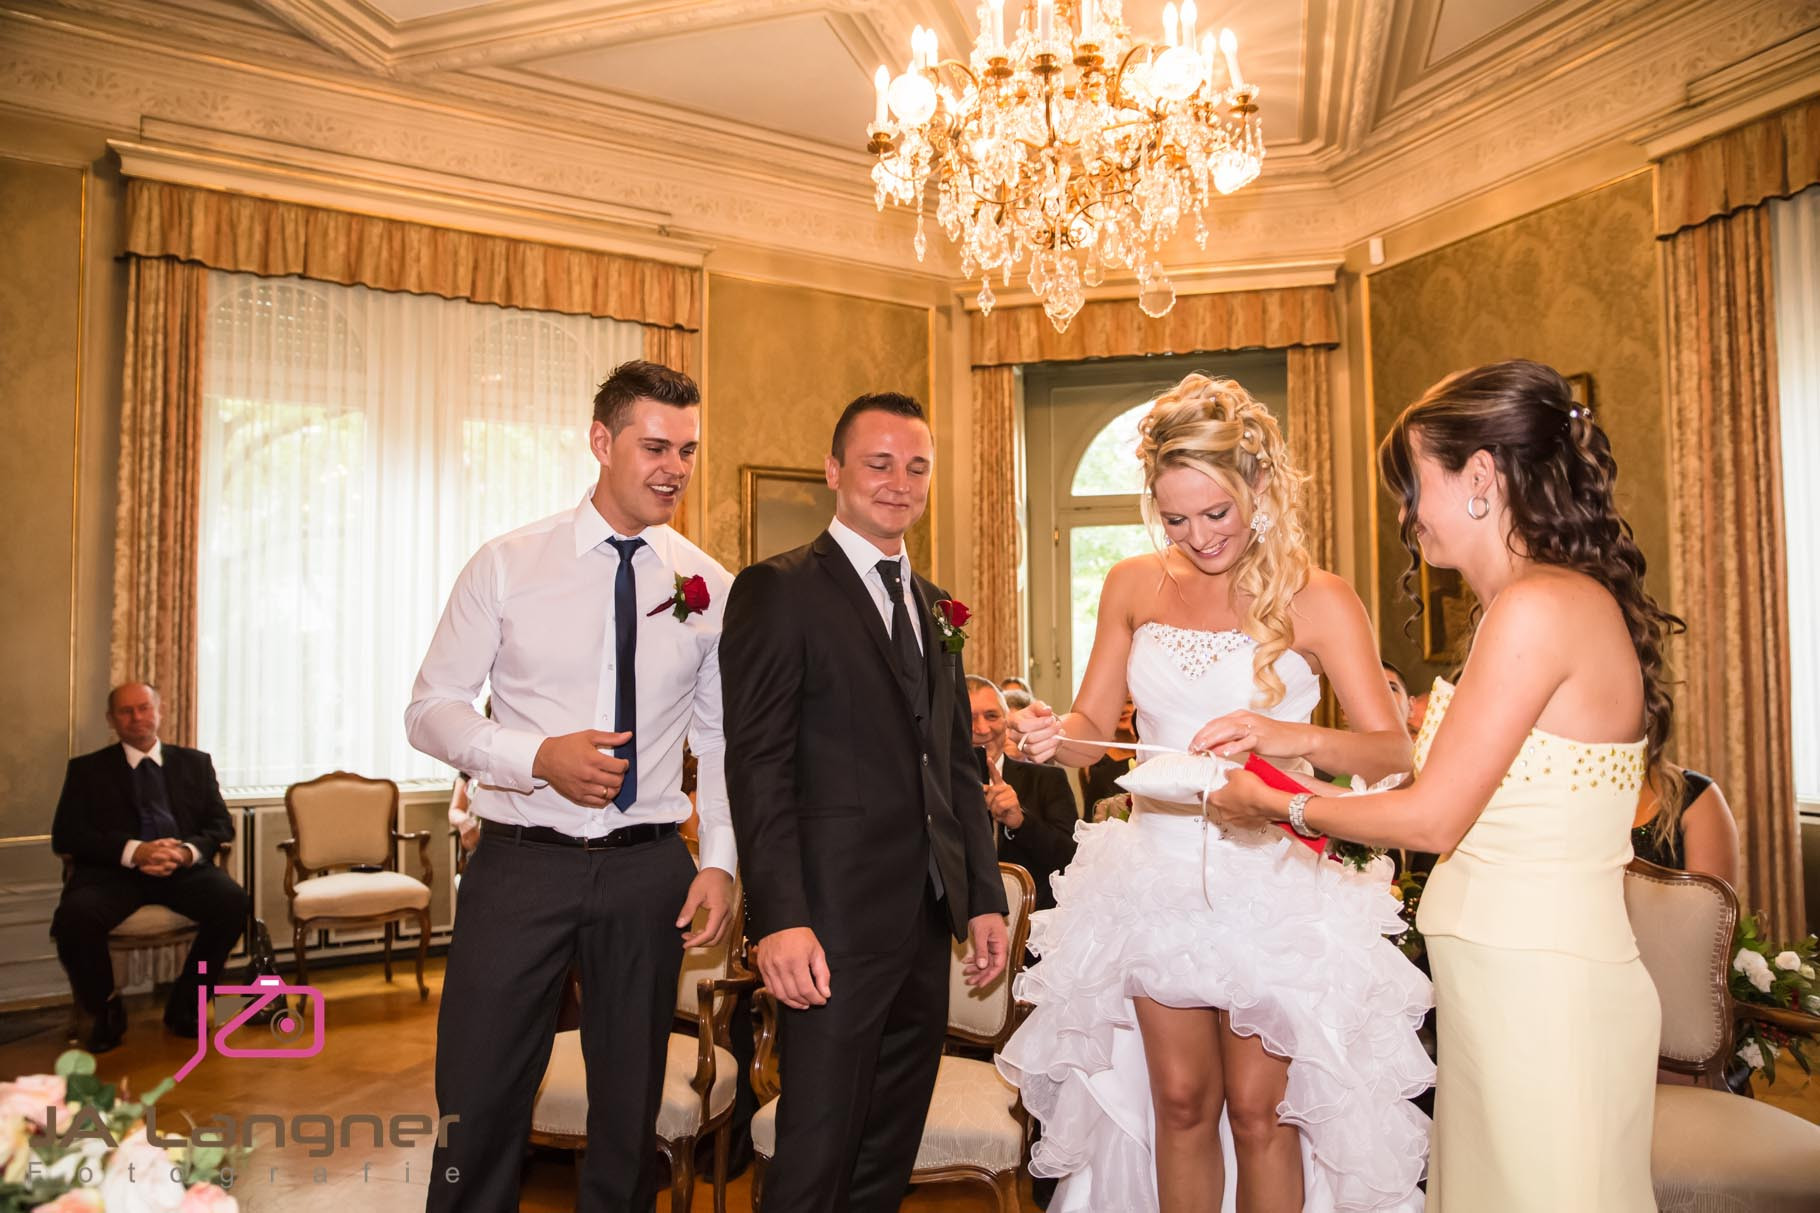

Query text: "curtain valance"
[124, 178, 701, 330]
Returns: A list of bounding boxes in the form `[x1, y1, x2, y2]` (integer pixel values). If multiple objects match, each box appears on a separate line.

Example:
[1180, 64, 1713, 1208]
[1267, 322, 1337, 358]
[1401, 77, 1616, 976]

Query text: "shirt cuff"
[696, 827, 737, 878]
[120, 840, 139, 868]
[487, 727, 547, 793]
[185, 843, 202, 867]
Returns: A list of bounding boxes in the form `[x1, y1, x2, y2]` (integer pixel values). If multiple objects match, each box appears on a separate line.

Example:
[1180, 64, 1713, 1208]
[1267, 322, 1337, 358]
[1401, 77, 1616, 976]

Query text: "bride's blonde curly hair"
[1137, 374, 1311, 708]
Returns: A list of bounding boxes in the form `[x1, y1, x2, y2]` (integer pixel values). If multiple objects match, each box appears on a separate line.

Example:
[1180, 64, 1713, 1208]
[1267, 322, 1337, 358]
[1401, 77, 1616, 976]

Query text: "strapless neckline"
[1428, 678, 1646, 752]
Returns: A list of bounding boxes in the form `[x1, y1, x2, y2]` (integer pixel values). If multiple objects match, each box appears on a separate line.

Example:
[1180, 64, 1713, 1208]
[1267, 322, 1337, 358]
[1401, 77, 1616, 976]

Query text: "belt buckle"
[581, 832, 616, 851]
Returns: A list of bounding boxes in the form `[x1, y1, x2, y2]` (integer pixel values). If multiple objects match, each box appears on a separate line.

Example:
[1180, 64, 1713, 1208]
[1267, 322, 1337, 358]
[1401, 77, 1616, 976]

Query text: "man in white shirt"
[407, 360, 735, 1213]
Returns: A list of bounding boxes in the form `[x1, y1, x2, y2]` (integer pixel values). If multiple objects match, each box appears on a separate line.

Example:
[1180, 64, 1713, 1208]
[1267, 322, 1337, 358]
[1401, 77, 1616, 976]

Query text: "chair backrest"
[286, 771, 397, 871]
[945, 862, 1036, 1050]
[675, 871, 744, 1021]
[1624, 858, 1739, 1079]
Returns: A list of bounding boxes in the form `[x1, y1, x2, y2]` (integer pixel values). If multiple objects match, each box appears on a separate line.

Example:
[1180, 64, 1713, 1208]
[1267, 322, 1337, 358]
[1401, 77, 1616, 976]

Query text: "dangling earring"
[1466, 495, 1489, 520]
[1250, 510, 1274, 537]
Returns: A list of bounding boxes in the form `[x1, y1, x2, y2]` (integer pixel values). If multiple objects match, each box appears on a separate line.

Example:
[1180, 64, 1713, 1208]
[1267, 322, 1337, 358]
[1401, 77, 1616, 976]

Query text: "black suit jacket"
[997, 758, 1079, 911]
[722, 530, 1008, 954]
[51, 743, 234, 870]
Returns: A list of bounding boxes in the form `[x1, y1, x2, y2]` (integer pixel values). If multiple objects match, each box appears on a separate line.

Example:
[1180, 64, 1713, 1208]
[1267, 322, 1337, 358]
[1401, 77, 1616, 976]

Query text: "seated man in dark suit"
[50, 682, 247, 1052]
[966, 676, 1077, 911]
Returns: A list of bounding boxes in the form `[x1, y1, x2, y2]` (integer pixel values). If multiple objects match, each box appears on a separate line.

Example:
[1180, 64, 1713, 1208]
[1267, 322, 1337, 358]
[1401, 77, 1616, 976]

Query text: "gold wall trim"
[0, 834, 54, 849]
[68, 162, 88, 756]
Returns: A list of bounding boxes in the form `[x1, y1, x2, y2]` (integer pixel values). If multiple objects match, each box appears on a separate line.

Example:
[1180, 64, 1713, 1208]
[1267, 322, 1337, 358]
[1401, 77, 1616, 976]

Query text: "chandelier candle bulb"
[1037, 0, 1053, 45]
[873, 65, 889, 127]
[1163, 2, 1178, 47]
[1220, 28, 1244, 90]
[1181, 0, 1197, 49]
[1081, 0, 1097, 41]
[989, 0, 1005, 49]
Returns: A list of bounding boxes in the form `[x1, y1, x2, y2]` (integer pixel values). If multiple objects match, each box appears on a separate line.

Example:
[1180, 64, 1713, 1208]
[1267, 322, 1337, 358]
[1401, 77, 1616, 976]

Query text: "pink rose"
[36, 1190, 104, 1213]
[180, 1183, 240, 1213]
[0, 1074, 66, 1126]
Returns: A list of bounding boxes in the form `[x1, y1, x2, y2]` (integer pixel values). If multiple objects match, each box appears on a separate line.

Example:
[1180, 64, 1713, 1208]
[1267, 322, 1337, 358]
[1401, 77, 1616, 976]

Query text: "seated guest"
[50, 682, 247, 1052]
[1078, 695, 1138, 808]
[1632, 765, 1740, 886]
[1382, 660, 1413, 732]
[1000, 676, 1032, 696]
[1001, 688, 1033, 759]
[968, 676, 1077, 910]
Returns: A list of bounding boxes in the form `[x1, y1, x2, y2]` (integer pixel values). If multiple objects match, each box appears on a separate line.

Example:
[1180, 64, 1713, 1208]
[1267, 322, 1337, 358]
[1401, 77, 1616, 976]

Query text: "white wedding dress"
[996, 623, 1434, 1212]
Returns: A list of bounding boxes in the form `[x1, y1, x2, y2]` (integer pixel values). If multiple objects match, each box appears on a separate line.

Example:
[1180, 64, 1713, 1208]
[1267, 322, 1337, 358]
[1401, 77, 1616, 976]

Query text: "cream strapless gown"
[1414, 678, 1659, 1212]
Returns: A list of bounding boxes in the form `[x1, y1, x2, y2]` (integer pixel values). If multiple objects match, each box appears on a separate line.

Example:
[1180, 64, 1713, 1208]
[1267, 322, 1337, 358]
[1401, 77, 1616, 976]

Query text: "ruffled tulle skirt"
[996, 806, 1435, 1212]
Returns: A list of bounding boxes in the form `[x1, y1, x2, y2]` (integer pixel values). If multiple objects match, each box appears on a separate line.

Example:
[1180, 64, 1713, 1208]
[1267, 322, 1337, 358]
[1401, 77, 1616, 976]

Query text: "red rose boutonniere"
[649, 573, 711, 621]
[932, 599, 971, 655]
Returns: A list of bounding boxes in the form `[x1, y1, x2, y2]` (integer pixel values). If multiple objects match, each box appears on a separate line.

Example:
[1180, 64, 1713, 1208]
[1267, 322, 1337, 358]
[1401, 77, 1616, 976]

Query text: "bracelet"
[1286, 792, 1317, 838]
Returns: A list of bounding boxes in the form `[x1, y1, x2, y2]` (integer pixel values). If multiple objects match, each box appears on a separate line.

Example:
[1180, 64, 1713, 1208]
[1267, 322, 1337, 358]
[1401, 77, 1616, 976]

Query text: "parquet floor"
[5, 957, 1816, 1211]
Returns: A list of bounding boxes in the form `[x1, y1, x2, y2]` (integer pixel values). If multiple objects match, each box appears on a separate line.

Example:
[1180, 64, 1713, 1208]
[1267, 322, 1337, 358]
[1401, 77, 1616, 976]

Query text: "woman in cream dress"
[1209, 359, 1680, 1211]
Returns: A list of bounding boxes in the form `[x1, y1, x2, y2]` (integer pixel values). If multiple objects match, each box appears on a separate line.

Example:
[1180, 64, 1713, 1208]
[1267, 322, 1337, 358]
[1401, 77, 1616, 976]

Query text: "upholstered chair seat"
[749, 1053, 1022, 1173]
[109, 905, 199, 937]
[1652, 1084, 1820, 1211]
[533, 1030, 738, 1142]
[291, 870, 431, 918]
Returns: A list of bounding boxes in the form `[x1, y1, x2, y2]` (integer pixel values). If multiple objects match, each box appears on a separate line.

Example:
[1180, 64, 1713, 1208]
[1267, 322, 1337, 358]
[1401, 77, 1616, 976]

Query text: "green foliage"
[1729, 913, 1820, 1085]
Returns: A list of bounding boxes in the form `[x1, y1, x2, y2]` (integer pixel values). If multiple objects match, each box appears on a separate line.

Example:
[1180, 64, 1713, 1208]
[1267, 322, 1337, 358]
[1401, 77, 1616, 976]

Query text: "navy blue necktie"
[606, 536, 645, 811]
[133, 758, 180, 841]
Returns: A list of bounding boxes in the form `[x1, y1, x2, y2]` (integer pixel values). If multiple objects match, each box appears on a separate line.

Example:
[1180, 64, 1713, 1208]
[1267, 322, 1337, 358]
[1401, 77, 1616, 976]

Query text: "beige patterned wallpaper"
[0, 156, 84, 843]
[1366, 172, 1668, 690]
[702, 275, 933, 574]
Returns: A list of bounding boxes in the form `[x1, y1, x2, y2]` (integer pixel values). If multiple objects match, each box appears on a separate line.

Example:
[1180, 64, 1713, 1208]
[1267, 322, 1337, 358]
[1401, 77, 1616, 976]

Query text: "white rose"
[1736, 1040, 1766, 1070]
[1735, 949, 1776, 993]
[1802, 964, 1815, 981]
[1774, 950, 1802, 971]
[100, 1130, 186, 1213]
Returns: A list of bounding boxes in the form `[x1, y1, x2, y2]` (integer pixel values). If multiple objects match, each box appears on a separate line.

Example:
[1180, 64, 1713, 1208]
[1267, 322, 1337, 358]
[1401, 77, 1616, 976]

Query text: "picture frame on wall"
[1566, 372, 1593, 409]
[1419, 561, 1476, 666]
[740, 465, 835, 568]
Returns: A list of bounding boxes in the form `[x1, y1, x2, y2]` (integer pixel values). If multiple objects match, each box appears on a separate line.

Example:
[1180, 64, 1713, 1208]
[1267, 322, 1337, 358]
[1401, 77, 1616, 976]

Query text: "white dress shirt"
[405, 493, 736, 875]
[826, 515, 923, 653]
[118, 741, 202, 868]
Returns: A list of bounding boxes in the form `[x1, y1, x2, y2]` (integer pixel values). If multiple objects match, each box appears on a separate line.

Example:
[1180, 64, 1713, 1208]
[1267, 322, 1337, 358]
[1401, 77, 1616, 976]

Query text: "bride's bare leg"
[1217, 1010, 1303, 1213]
[1134, 997, 1225, 1212]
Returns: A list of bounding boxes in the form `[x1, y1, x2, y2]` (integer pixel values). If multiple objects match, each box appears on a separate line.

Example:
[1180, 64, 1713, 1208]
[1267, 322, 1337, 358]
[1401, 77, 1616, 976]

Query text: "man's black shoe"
[85, 996, 126, 1053]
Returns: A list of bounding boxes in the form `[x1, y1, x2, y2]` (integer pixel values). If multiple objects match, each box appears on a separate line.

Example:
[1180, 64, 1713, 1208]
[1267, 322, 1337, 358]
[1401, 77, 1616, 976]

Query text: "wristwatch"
[1286, 792, 1317, 838]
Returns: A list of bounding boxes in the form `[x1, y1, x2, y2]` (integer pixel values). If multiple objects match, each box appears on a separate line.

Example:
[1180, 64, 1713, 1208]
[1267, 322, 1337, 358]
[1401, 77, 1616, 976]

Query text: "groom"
[723, 391, 1009, 1212]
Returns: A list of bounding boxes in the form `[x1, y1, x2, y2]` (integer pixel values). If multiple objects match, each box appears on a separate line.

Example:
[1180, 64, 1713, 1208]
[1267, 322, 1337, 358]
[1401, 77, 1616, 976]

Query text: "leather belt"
[480, 819, 678, 851]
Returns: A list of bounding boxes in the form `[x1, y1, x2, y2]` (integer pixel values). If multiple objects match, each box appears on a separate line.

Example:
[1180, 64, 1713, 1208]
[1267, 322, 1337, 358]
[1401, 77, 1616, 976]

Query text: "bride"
[1000, 373, 1433, 1212]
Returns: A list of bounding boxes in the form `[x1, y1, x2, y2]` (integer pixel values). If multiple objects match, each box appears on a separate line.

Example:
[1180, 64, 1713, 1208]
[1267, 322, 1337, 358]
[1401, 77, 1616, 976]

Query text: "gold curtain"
[112, 259, 208, 744]
[971, 284, 1338, 367]
[642, 324, 701, 382]
[126, 179, 701, 330]
[1286, 346, 1335, 571]
[1662, 206, 1801, 930]
[1656, 96, 1820, 239]
[970, 366, 1021, 682]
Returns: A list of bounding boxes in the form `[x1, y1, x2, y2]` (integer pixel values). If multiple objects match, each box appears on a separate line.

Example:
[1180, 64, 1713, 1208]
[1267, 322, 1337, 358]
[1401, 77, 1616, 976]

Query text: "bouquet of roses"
[0, 1050, 242, 1212]
[1729, 913, 1820, 1084]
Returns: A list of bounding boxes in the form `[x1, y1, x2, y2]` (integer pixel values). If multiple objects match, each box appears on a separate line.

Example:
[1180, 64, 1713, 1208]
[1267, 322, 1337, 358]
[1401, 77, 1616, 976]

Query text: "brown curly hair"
[1138, 374, 1311, 708]
[1379, 359, 1685, 839]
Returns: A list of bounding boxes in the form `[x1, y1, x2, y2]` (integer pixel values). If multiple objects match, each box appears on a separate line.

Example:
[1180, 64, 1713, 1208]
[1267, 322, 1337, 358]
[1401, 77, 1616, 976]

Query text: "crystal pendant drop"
[977, 278, 996, 314]
[1138, 267, 1176, 318]
[913, 213, 927, 262]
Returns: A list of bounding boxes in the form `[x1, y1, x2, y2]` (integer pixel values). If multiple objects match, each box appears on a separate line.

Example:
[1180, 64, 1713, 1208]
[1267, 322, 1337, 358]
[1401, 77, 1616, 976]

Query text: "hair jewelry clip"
[1567, 405, 1593, 421]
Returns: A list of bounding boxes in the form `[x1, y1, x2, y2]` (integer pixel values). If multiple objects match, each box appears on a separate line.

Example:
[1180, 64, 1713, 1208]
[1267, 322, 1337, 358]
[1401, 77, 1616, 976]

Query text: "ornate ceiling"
[2, 0, 1815, 280]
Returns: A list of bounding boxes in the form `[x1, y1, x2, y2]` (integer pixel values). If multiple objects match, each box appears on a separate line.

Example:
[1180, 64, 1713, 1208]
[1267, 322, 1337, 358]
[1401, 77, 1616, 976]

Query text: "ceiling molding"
[114, 124, 711, 265]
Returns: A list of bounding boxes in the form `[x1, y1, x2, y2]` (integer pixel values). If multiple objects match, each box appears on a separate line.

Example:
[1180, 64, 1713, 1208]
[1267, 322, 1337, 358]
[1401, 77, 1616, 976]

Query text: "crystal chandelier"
[868, 0, 1263, 332]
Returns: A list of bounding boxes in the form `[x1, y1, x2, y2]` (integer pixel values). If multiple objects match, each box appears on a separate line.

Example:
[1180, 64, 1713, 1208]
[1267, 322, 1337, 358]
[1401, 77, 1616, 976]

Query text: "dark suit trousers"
[763, 886, 951, 1213]
[51, 862, 248, 1020]
[428, 830, 696, 1213]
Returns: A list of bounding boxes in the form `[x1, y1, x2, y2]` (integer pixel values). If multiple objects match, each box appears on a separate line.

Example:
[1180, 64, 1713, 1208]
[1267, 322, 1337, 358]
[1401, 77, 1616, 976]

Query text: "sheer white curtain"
[1773, 185, 1820, 805]
[199, 271, 642, 789]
